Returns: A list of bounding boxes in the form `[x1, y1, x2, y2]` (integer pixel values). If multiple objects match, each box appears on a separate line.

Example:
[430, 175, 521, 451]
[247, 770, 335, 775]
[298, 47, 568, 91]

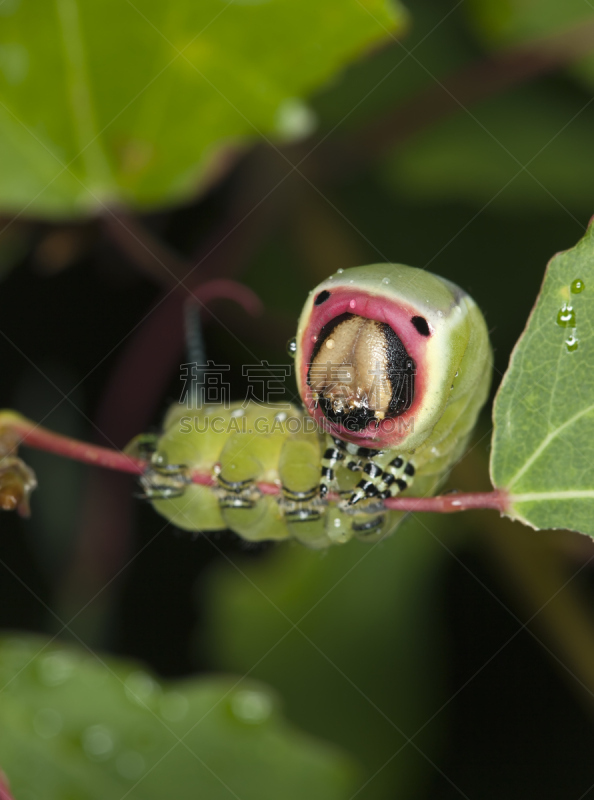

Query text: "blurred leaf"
[383, 86, 594, 211]
[467, 0, 594, 42]
[205, 515, 449, 800]
[0, 0, 405, 219]
[312, 0, 474, 133]
[465, 0, 594, 87]
[0, 635, 356, 799]
[491, 221, 594, 535]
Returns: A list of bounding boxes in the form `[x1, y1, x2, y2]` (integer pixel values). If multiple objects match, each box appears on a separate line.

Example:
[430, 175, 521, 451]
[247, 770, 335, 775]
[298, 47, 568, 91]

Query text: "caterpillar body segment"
[140, 402, 392, 548]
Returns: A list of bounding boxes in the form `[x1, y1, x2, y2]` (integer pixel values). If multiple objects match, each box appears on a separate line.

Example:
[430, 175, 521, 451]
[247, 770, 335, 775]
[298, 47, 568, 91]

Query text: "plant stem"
[0, 411, 510, 515]
[382, 491, 509, 514]
[0, 772, 14, 800]
[0, 412, 145, 476]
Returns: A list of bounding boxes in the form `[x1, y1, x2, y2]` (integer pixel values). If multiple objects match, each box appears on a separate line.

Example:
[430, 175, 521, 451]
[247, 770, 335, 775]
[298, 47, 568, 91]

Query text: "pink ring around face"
[298, 288, 432, 449]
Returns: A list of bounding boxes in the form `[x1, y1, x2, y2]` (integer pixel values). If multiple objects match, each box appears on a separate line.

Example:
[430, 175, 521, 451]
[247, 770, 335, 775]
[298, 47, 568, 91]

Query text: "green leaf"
[205, 516, 448, 800]
[0, 636, 356, 799]
[0, 0, 406, 219]
[491, 220, 594, 535]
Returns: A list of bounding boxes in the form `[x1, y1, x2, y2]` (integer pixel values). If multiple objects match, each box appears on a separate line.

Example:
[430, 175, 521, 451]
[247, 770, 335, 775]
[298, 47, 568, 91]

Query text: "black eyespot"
[314, 290, 331, 306]
[411, 316, 430, 336]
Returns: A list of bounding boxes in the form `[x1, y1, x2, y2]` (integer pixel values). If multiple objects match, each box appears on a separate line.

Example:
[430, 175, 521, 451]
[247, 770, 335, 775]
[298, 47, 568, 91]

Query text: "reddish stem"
[383, 490, 509, 514]
[1, 412, 510, 515]
[0, 773, 14, 800]
[2, 414, 145, 476]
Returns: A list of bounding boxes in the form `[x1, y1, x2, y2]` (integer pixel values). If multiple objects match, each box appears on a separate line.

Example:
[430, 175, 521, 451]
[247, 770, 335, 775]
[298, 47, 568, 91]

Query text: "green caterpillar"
[133, 264, 492, 548]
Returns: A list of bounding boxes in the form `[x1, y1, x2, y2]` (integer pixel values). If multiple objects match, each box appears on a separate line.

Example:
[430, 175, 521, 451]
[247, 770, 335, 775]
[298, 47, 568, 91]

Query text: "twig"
[0, 412, 510, 515]
[382, 491, 508, 514]
[0, 412, 145, 476]
[0, 772, 14, 800]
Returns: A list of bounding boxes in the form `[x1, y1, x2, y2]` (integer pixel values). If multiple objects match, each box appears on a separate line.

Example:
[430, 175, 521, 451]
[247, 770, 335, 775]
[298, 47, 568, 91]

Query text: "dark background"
[2, 1, 594, 797]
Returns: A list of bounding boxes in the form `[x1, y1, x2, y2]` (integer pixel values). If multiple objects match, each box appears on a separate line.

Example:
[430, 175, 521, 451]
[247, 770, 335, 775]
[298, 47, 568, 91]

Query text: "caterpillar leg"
[319, 442, 345, 498]
[319, 437, 379, 496]
[348, 453, 415, 506]
[217, 445, 290, 542]
[279, 438, 329, 548]
[126, 434, 190, 500]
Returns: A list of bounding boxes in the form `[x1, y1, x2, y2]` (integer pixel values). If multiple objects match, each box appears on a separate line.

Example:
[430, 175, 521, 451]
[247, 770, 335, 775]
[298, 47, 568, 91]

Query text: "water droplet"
[286, 337, 297, 357]
[230, 408, 244, 418]
[159, 691, 189, 722]
[437, 310, 444, 318]
[349, 300, 356, 309]
[565, 334, 579, 352]
[33, 708, 62, 739]
[328, 276, 334, 281]
[82, 725, 114, 760]
[382, 277, 390, 285]
[116, 751, 146, 780]
[38, 651, 76, 686]
[125, 671, 159, 706]
[230, 689, 273, 724]
[274, 411, 287, 422]
[571, 279, 585, 294]
[337, 268, 344, 274]
[274, 98, 317, 141]
[557, 303, 576, 327]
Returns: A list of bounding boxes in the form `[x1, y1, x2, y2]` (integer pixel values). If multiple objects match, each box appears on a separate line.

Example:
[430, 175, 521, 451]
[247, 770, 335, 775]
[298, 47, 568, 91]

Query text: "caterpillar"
[131, 264, 492, 548]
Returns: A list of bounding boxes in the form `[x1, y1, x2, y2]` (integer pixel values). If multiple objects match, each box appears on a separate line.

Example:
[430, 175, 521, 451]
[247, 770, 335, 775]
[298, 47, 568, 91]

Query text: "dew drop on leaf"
[229, 689, 274, 724]
[571, 279, 585, 294]
[82, 725, 114, 760]
[565, 334, 579, 352]
[124, 670, 159, 705]
[556, 303, 576, 327]
[38, 651, 76, 686]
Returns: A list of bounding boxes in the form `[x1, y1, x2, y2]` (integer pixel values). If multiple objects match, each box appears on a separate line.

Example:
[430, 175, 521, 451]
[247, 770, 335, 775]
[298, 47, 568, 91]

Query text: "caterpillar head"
[294, 264, 490, 452]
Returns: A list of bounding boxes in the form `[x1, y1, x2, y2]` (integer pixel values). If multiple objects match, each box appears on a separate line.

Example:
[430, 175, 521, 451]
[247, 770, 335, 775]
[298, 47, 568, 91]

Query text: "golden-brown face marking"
[307, 314, 414, 431]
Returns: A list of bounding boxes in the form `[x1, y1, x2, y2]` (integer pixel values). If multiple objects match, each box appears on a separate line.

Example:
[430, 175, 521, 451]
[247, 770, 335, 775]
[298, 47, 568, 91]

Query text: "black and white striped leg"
[319, 445, 345, 497]
[349, 454, 415, 506]
[348, 461, 383, 505]
[378, 457, 415, 499]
